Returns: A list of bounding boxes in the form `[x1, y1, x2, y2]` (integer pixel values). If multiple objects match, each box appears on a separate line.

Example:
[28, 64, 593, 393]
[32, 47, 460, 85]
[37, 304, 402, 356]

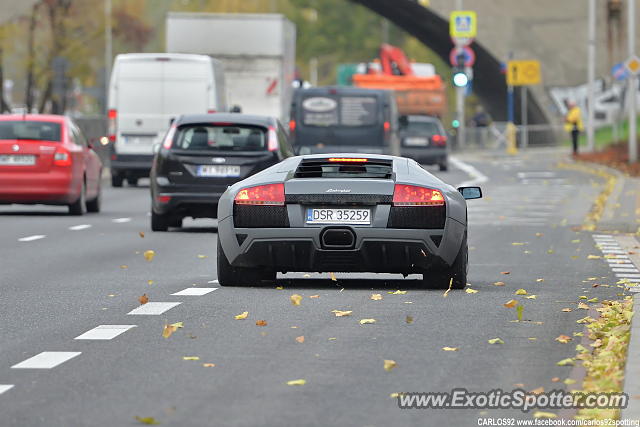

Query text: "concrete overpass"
[353, 0, 640, 138]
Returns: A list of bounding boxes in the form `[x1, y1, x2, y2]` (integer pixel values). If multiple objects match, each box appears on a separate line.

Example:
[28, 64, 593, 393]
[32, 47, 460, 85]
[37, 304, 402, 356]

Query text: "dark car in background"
[150, 113, 294, 231]
[399, 115, 449, 171]
[289, 86, 400, 155]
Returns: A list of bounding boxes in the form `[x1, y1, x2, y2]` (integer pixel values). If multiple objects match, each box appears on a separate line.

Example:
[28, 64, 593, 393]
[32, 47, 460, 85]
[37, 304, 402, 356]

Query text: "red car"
[0, 114, 103, 215]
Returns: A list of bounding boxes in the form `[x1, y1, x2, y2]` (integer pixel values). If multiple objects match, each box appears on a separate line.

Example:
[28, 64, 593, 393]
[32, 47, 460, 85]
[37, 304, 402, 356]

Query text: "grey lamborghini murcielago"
[216, 154, 482, 289]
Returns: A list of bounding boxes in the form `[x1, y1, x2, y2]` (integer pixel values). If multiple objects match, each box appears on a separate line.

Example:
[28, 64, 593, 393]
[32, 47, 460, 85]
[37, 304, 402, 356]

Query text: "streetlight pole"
[629, 0, 637, 163]
[586, 0, 596, 152]
[104, 0, 112, 114]
[455, 0, 465, 149]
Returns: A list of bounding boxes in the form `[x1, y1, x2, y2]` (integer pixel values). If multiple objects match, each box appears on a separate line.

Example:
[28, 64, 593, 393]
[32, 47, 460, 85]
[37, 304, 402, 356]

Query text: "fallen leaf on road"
[295, 336, 305, 343]
[330, 272, 337, 281]
[536, 278, 544, 282]
[389, 290, 407, 295]
[442, 347, 458, 351]
[443, 278, 453, 297]
[197, 254, 208, 259]
[525, 295, 537, 300]
[578, 302, 590, 310]
[383, 359, 397, 372]
[488, 338, 504, 345]
[561, 308, 573, 312]
[571, 239, 580, 243]
[529, 387, 544, 395]
[579, 296, 587, 299]
[564, 378, 576, 385]
[328, 337, 337, 341]
[371, 294, 383, 300]
[147, 280, 154, 285]
[235, 311, 249, 320]
[276, 286, 284, 290]
[359, 318, 376, 324]
[555, 335, 572, 344]
[587, 255, 601, 259]
[533, 412, 557, 419]
[202, 363, 215, 367]
[183, 356, 199, 361]
[256, 320, 267, 326]
[576, 316, 596, 324]
[501, 271, 511, 275]
[493, 281, 505, 286]
[390, 392, 403, 398]
[587, 297, 599, 303]
[465, 288, 478, 294]
[286, 379, 306, 386]
[535, 232, 543, 237]
[551, 377, 560, 382]
[332, 310, 352, 317]
[557, 358, 575, 366]
[309, 295, 320, 299]
[139, 294, 149, 305]
[143, 250, 155, 262]
[405, 315, 414, 324]
[138, 231, 145, 238]
[512, 242, 526, 246]
[290, 294, 302, 306]
[515, 289, 527, 295]
[120, 265, 128, 269]
[573, 332, 584, 337]
[134, 416, 160, 425]
[517, 305, 524, 321]
[590, 339, 603, 348]
[504, 299, 518, 308]
[547, 249, 555, 254]
[528, 337, 537, 341]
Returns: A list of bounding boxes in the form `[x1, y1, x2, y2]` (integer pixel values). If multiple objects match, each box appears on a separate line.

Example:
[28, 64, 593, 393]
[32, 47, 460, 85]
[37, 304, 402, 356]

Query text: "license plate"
[0, 155, 36, 166]
[306, 208, 371, 225]
[404, 137, 429, 146]
[123, 135, 154, 145]
[197, 165, 240, 177]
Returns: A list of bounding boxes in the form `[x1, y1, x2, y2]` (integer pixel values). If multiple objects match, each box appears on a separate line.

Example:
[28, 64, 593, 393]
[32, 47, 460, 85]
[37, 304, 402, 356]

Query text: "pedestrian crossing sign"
[450, 11, 477, 38]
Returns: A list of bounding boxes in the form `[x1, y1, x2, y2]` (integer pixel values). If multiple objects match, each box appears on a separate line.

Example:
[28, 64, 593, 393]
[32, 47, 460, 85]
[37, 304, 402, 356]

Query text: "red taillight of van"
[108, 109, 117, 142]
[53, 148, 72, 167]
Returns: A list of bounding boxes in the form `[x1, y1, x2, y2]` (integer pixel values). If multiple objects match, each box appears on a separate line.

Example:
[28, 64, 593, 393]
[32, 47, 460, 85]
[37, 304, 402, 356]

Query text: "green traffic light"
[452, 119, 460, 128]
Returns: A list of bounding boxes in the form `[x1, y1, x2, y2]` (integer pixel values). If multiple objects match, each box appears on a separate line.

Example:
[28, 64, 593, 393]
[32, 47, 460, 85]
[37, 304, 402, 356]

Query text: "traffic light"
[452, 51, 468, 88]
[451, 119, 460, 128]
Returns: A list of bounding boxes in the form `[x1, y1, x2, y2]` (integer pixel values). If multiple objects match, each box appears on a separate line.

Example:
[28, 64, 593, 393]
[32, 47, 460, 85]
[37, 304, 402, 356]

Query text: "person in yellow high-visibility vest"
[564, 101, 584, 155]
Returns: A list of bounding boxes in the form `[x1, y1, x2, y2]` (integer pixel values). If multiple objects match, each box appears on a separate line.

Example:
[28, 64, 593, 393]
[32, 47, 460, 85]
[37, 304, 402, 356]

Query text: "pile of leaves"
[575, 298, 634, 421]
[576, 142, 640, 176]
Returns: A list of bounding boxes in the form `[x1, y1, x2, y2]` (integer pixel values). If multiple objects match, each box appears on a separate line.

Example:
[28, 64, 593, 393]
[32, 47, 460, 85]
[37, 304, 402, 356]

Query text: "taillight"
[234, 183, 285, 206]
[54, 148, 72, 167]
[383, 121, 390, 132]
[267, 126, 278, 152]
[289, 120, 296, 132]
[157, 195, 171, 203]
[432, 135, 447, 146]
[393, 184, 445, 206]
[207, 109, 216, 114]
[108, 109, 117, 142]
[162, 124, 177, 150]
[328, 157, 368, 162]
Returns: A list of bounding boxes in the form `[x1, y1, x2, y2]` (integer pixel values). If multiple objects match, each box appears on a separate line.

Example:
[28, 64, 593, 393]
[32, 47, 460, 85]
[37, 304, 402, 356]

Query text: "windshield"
[0, 121, 61, 142]
[402, 121, 441, 136]
[301, 95, 379, 128]
[173, 124, 267, 151]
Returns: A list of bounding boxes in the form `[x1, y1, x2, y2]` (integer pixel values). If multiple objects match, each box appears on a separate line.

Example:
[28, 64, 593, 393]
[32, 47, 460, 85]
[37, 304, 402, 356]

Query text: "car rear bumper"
[153, 192, 223, 218]
[401, 147, 447, 165]
[0, 171, 77, 204]
[219, 217, 466, 273]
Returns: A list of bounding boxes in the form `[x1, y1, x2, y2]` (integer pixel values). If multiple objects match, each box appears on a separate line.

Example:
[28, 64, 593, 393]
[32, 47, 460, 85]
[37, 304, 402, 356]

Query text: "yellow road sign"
[506, 60, 541, 86]
[450, 11, 477, 38]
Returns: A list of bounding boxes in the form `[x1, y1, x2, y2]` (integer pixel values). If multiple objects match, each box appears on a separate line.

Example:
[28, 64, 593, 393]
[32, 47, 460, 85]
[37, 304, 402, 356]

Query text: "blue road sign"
[612, 62, 629, 81]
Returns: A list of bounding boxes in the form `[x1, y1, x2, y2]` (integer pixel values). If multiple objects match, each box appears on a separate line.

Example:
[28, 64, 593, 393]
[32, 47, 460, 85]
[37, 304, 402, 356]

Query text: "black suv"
[150, 114, 294, 231]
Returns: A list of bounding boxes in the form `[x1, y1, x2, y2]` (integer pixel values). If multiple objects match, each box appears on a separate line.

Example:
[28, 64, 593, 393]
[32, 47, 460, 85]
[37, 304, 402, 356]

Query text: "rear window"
[402, 121, 441, 136]
[301, 96, 378, 127]
[173, 124, 267, 151]
[0, 121, 61, 142]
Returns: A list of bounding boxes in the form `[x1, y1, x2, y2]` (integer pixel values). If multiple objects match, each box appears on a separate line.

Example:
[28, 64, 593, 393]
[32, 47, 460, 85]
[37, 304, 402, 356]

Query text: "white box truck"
[166, 13, 296, 124]
[108, 53, 226, 187]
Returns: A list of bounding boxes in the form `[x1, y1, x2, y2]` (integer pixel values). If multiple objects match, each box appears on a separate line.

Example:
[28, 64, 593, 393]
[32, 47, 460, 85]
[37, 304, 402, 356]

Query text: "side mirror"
[458, 186, 482, 200]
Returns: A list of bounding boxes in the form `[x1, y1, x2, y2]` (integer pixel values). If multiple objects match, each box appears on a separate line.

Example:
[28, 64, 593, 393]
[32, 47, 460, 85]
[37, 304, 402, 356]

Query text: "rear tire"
[68, 182, 86, 216]
[422, 233, 467, 289]
[151, 210, 170, 232]
[127, 177, 138, 187]
[111, 172, 123, 188]
[86, 180, 102, 213]
[217, 239, 276, 286]
[170, 217, 183, 229]
[439, 162, 449, 172]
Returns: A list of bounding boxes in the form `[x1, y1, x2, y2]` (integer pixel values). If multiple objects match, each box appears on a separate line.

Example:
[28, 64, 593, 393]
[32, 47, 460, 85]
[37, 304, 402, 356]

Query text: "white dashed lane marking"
[0, 385, 14, 395]
[11, 352, 81, 369]
[593, 235, 640, 293]
[18, 235, 46, 242]
[112, 217, 131, 223]
[127, 302, 181, 315]
[68, 224, 92, 231]
[171, 287, 218, 296]
[75, 325, 136, 340]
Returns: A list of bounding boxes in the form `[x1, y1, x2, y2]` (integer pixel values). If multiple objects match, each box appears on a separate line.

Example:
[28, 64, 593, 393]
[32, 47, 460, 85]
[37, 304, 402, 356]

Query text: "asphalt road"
[0, 148, 627, 427]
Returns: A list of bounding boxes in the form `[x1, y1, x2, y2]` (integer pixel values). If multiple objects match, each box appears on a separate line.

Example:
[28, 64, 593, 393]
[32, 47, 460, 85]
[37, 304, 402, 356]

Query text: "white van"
[107, 53, 227, 187]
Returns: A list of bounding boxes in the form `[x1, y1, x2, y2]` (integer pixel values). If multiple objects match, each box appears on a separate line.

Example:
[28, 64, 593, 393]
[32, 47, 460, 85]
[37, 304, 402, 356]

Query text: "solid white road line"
[171, 287, 218, 296]
[74, 325, 136, 340]
[127, 302, 181, 315]
[450, 156, 489, 187]
[112, 217, 131, 223]
[68, 224, 92, 231]
[0, 385, 14, 395]
[18, 235, 46, 242]
[11, 352, 81, 369]
[208, 280, 219, 284]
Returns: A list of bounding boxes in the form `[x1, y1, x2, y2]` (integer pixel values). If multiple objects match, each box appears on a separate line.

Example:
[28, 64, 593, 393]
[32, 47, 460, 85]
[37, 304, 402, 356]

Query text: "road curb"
[622, 293, 640, 421]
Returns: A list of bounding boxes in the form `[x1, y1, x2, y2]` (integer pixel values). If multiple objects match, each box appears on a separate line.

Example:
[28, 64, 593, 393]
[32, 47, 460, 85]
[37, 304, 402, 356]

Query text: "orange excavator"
[352, 44, 446, 117]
